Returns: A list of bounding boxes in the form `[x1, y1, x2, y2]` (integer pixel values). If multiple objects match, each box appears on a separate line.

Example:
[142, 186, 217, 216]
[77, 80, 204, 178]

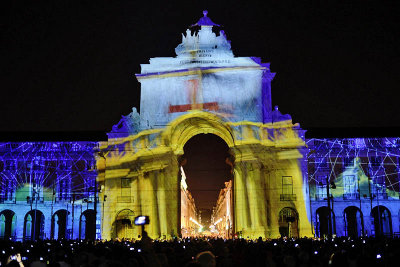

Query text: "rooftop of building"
[0, 131, 108, 142]
[306, 127, 400, 139]
[1, 128, 400, 142]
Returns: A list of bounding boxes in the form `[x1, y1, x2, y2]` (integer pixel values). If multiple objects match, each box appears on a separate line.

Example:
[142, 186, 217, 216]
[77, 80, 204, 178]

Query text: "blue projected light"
[0, 141, 100, 241]
[1, 10, 399, 243]
[308, 137, 400, 238]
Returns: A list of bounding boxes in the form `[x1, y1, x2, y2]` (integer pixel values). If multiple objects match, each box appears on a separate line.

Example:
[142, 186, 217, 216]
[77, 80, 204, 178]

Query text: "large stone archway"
[99, 110, 313, 239]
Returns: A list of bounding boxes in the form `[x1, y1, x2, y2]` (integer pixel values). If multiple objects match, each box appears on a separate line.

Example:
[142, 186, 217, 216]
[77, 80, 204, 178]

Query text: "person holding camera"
[6, 253, 24, 267]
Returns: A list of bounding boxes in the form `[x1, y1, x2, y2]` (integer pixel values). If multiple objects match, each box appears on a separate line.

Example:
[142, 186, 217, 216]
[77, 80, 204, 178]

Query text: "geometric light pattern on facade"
[307, 138, 400, 198]
[0, 142, 99, 240]
[307, 138, 400, 237]
[1, 12, 400, 241]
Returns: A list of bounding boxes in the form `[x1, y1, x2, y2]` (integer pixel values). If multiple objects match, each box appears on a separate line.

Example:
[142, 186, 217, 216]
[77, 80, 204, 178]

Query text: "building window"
[58, 179, 71, 200]
[0, 180, 15, 202]
[316, 176, 327, 200]
[119, 178, 132, 203]
[280, 176, 296, 201]
[343, 175, 357, 194]
[371, 176, 386, 198]
[343, 175, 358, 199]
[282, 176, 293, 195]
[121, 178, 131, 188]
[343, 157, 354, 168]
[345, 139, 355, 148]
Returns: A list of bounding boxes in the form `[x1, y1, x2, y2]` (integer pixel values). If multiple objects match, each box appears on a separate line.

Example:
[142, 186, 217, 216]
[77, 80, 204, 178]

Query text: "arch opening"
[80, 209, 96, 240]
[180, 133, 233, 238]
[115, 209, 135, 239]
[344, 206, 363, 237]
[51, 209, 69, 240]
[315, 206, 336, 238]
[371, 205, 392, 237]
[24, 210, 44, 241]
[279, 207, 299, 238]
[0, 210, 16, 240]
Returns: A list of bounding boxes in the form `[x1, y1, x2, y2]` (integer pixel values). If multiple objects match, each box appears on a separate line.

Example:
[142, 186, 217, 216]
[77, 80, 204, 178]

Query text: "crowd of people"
[1, 235, 399, 267]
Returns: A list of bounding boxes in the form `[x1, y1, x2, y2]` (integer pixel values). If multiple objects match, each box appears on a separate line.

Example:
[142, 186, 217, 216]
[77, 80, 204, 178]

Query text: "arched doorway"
[315, 206, 335, 238]
[80, 209, 96, 240]
[115, 209, 135, 239]
[278, 207, 299, 237]
[51, 209, 69, 239]
[371, 206, 392, 237]
[344, 206, 363, 237]
[180, 134, 232, 237]
[24, 210, 45, 240]
[0, 210, 16, 240]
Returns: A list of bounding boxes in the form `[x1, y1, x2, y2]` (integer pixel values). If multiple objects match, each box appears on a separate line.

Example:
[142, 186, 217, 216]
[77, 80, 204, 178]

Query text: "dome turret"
[191, 10, 220, 27]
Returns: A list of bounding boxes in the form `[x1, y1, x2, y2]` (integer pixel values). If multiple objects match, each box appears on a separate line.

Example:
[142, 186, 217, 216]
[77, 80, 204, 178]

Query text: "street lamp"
[368, 177, 382, 236]
[356, 176, 364, 236]
[31, 187, 39, 241]
[323, 178, 336, 238]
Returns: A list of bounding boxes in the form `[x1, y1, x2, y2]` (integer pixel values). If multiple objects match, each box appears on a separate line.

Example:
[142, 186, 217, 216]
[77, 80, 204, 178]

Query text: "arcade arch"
[315, 206, 336, 238]
[371, 205, 392, 236]
[163, 111, 235, 155]
[344, 206, 363, 238]
[115, 209, 135, 239]
[0, 210, 16, 240]
[51, 209, 69, 240]
[80, 209, 96, 240]
[278, 207, 299, 237]
[24, 210, 44, 241]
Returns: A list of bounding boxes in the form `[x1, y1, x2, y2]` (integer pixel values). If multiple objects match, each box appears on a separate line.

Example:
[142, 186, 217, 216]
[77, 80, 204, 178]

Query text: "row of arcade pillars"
[315, 205, 393, 238]
[107, 156, 181, 240]
[137, 164, 179, 239]
[233, 155, 309, 239]
[233, 160, 268, 237]
[179, 134, 311, 239]
[0, 209, 96, 240]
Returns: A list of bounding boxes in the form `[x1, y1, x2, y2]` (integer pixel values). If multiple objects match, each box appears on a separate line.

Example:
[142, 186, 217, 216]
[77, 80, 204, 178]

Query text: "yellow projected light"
[99, 111, 313, 240]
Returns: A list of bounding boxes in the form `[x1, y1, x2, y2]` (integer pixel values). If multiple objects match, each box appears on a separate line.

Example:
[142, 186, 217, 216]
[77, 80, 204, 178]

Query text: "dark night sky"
[1, 0, 400, 216]
[2, 0, 400, 136]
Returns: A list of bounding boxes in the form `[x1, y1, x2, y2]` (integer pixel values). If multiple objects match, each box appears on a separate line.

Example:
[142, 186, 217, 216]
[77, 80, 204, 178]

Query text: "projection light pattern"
[307, 137, 400, 199]
[0, 142, 99, 203]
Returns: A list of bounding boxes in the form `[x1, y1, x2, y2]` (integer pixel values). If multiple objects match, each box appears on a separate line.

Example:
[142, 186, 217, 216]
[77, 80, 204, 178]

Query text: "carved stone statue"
[111, 107, 140, 134]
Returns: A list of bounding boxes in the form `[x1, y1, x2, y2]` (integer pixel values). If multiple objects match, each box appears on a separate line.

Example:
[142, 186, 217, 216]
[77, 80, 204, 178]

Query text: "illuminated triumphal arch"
[97, 11, 313, 239]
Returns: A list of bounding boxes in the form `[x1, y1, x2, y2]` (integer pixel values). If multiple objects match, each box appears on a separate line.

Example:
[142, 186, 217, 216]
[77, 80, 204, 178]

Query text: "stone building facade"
[307, 137, 400, 238]
[180, 167, 200, 237]
[1, 12, 399, 240]
[0, 142, 100, 240]
[211, 180, 233, 238]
